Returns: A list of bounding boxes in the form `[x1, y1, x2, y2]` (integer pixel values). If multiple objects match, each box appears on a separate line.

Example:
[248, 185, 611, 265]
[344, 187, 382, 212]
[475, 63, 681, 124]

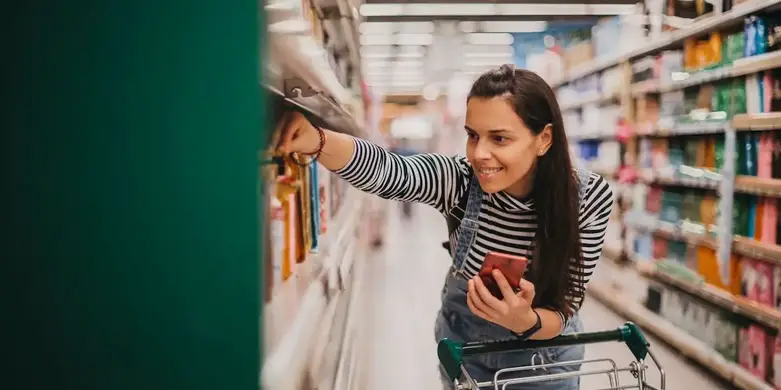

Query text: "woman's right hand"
[276, 111, 322, 155]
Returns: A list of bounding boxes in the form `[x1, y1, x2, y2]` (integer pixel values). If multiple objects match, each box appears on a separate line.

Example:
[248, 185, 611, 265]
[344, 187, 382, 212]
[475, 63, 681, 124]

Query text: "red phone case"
[479, 252, 528, 299]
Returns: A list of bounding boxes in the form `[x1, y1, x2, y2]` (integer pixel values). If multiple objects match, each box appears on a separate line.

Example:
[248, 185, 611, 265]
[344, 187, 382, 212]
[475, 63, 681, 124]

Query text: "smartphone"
[478, 252, 529, 299]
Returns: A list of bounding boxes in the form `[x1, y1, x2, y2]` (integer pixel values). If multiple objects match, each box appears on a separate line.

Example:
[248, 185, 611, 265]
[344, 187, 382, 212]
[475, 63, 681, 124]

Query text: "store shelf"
[627, 206, 781, 266]
[733, 112, 781, 131]
[734, 176, 781, 197]
[551, 0, 781, 88]
[569, 132, 616, 142]
[631, 51, 781, 96]
[637, 262, 781, 330]
[733, 236, 781, 266]
[625, 214, 719, 250]
[633, 167, 781, 198]
[262, 188, 366, 390]
[560, 91, 619, 111]
[647, 174, 721, 191]
[635, 120, 728, 137]
[588, 281, 775, 390]
[265, 4, 360, 135]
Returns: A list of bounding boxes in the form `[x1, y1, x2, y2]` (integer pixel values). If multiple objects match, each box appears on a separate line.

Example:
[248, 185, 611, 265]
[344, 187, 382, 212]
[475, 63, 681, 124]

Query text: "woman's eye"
[492, 136, 506, 143]
[467, 133, 479, 140]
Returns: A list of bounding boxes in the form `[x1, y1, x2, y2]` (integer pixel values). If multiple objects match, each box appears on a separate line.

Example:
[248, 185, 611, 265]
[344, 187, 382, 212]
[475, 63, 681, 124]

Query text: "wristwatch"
[513, 310, 542, 340]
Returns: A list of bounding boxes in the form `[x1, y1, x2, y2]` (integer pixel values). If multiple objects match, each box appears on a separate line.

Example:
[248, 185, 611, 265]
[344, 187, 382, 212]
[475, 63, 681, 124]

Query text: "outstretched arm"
[278, 111, 469, 212]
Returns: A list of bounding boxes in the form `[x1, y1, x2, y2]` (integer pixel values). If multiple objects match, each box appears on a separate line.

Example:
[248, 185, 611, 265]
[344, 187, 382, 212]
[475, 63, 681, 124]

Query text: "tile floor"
[362, 201, 732, 390]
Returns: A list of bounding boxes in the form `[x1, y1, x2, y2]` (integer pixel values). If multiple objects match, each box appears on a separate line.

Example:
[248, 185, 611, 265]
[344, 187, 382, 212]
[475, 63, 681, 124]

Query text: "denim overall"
[435, 169, 592, 390]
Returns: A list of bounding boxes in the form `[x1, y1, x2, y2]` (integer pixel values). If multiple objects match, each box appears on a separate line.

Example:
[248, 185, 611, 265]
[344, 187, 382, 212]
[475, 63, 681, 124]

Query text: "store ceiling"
[357, 1, 642, 94]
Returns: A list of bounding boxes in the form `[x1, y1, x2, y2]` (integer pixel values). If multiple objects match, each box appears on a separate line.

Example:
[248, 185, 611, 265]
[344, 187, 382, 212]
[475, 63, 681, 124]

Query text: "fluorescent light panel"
[481, 21, 548, 33]
[268, 19, 310, 34]
[363, 59, 425, 69]
[359, 3, 638, 17]
[364, 70, 424, 78]
[360, 21, 435, 34]
[466, 33, 514, 45]
[360, 33, 434, 46]
[360, 45, 426, 59]
[366, 80, 425, 87]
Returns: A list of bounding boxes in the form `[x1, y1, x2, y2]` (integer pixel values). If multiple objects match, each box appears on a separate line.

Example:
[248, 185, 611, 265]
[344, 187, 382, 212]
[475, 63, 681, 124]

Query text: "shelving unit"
[559, 1, 781, 389]
[260, 2, 371, 390]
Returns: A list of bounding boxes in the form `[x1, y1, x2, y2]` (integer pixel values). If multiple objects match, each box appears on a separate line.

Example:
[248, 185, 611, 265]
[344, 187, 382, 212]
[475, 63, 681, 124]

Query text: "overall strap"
[575, 169, 592, 206]
[452, 176, 483, 272]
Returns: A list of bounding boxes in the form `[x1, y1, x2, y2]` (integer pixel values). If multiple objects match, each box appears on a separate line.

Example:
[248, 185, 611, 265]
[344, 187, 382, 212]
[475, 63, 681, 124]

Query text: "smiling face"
[464, 96, 552, 198]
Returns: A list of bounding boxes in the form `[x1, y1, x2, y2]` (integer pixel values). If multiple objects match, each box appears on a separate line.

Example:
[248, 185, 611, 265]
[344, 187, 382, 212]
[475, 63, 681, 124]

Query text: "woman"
[278, 65, 613, 389]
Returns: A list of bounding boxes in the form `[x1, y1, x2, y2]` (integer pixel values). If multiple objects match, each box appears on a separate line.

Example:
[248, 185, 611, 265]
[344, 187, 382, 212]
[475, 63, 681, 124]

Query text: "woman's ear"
[537, 124, 553, 156]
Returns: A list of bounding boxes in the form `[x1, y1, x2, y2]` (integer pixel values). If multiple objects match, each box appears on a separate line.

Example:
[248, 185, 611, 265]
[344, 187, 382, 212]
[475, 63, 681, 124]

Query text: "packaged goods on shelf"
[556, 1, 781, 386]
[665, 0, 715, 21]
[564, 40, 594, 71]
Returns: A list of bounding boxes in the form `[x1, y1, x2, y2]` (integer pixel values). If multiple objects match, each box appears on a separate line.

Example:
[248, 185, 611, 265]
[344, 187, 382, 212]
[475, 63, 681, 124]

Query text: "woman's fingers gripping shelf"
[276, 111, 321, 155]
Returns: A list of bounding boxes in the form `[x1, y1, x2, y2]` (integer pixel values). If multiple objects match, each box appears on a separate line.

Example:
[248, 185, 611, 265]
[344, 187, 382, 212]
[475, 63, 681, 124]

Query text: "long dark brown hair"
[468, 65, 583, 316]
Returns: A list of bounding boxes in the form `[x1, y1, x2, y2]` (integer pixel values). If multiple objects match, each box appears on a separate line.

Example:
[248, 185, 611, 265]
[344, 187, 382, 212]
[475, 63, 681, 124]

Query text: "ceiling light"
[359, 3, 403, 17]
[360, 33, 434, 46]
[364, 69, 424, 77]
[360, 45, 426, 58]
[479, 21, 548, 33]
[495, 3, 637, 15]
[360, 22, 435, 35]
[359, 3, 638, 17]
[366, 80, 425, 88]
[405, 3, 494, 16]
[360, 45, 393, 57]
[268, 19, 310, 34]
[466, 33, 514, 46]
[363, 59, 425, 69]
[265, 0, 300, 12]
[458, 21, 477, 33]
[361, 51, 425, 59]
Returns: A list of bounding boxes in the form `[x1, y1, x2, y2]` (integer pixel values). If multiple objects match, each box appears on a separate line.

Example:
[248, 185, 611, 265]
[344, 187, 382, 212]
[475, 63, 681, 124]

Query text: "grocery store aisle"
[363, 201, 731, 390]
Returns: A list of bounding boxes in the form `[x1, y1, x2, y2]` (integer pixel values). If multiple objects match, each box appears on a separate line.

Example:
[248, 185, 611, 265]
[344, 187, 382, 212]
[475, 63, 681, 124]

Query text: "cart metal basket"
[438, 322, 665, 390]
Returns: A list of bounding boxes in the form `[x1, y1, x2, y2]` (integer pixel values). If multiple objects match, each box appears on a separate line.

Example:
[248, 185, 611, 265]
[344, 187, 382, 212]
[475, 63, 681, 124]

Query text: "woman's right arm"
[278, 111, 468, 212]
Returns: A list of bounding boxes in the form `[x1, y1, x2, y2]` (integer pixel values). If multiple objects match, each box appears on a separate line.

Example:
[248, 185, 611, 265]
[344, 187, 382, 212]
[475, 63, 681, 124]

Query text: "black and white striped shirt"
[336, 138, 614, 319]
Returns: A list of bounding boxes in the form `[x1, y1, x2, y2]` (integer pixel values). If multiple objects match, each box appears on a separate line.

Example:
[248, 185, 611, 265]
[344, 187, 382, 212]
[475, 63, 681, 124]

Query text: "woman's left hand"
[466, 270, 538, 334]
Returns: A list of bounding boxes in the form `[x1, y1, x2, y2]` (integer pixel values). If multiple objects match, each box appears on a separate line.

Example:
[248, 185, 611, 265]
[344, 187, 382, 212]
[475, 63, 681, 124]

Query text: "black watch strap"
[513, 310, 542, 340]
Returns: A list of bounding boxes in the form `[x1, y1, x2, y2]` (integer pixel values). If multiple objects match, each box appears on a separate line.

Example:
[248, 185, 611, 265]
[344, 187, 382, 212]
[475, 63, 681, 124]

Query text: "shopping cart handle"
[437, 322, 650, 382]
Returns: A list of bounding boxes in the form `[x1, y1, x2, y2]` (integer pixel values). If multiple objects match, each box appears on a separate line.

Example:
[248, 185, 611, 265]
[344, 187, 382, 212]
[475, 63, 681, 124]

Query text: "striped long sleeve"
[334, 138, 470, 213]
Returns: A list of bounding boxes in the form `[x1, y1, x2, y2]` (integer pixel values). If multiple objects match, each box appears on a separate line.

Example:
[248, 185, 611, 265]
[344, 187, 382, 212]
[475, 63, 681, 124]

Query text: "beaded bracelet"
[289, 126, 326, 166]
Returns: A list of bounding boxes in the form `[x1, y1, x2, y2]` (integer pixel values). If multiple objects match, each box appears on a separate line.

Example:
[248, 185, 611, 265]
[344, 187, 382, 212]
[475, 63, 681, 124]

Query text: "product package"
[712, 313, 740, 362]
[740, 325, 770, 381]
[773, 337, 781, 387]
[308, 163, 321, 252]
[653, 236, 669, 261]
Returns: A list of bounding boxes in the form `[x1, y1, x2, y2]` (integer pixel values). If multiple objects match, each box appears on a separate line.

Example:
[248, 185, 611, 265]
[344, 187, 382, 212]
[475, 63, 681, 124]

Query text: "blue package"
[745, 17, 757, 57]
[757, 17, 765, 54]
[308, 162, 321, 252]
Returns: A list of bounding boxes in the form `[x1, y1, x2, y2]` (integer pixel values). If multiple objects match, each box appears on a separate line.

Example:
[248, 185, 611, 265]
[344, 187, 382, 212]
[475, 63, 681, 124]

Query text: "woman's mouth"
[476, 167, 503, 179]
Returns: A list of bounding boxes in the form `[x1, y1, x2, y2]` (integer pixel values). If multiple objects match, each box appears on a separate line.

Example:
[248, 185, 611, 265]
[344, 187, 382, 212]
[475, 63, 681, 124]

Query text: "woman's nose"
[473, 140, 492, 160]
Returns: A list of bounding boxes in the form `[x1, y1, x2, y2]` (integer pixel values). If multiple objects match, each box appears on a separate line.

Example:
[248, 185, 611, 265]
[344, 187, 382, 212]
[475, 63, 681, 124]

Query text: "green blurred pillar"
[7, 2, 264, 389]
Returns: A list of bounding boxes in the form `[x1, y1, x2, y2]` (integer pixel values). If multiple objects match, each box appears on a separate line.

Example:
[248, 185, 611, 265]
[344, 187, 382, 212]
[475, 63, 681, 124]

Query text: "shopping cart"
[438, 322, 665, 390]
